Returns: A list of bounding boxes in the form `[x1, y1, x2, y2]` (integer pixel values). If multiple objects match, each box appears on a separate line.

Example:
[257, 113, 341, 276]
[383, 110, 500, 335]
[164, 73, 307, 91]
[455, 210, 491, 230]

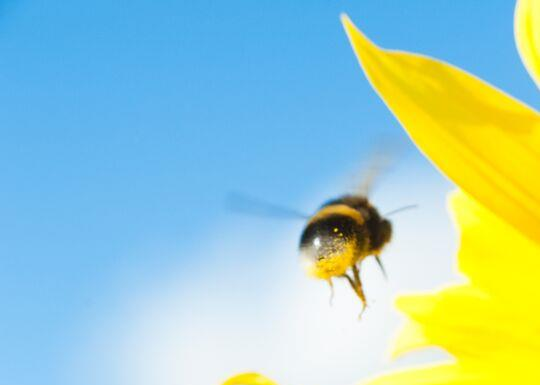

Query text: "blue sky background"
[1, 1, 539, 385]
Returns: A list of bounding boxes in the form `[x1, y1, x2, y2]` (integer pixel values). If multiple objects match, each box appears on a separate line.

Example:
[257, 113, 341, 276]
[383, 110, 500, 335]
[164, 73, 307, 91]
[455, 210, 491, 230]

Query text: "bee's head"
[299, 209, 367, 279]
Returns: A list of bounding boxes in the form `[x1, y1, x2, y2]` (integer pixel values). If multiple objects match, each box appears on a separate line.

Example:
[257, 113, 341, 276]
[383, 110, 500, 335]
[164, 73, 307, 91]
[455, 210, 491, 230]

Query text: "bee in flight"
[299, 194, 391, 314]
[227, 156, 414, 316]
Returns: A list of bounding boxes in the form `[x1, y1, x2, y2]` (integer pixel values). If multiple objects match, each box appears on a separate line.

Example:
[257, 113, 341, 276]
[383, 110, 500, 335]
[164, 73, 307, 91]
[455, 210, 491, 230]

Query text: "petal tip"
[221, 373, 278, 385]
[340, 13, 357, 40]
[340, 14, 378, 58]
[514, 0, 540, 88]
[339, 13, 352, 27]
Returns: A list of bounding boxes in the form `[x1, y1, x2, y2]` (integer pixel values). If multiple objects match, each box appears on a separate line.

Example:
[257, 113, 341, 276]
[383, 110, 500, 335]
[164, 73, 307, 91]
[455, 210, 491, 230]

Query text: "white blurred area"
[69, 163, 459, 385]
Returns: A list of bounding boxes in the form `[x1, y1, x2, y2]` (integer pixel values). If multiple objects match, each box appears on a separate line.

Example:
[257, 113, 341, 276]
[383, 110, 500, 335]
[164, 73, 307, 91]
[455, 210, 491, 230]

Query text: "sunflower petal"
[515, 0, 540, 88]
[341, 15, 540, 245]
[221, 373, 279, 385]
[391, 320, 432, 359]
[449, 190, 540, 303]
[393, 284, 540, 363]
[362, 360, 539, 385]
[362, 363, 486, 385]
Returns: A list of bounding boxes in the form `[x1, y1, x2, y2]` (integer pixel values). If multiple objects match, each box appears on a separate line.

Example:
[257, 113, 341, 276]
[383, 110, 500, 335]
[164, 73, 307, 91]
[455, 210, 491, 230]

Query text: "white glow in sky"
[72, 168, 458, 385]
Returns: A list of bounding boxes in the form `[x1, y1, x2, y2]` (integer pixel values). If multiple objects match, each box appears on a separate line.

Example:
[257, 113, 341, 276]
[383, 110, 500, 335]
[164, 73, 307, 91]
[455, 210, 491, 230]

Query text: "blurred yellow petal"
[363, 360, 538, 385]
[449, 190, 540, 303]
[341, 14, 540, 246]
[391, 320, 431, 359]
[362, 363, 485, 385]
[515, 0, 540, 87]
[222, 373, 279, 385]
[395, 285, 540, 361]
[386, 188, 540, 384]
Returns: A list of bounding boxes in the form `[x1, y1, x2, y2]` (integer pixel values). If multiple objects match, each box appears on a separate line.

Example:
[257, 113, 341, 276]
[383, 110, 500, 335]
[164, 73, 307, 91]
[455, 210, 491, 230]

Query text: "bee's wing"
[226, 192, 309, 220]
[355, 151, 394, 197]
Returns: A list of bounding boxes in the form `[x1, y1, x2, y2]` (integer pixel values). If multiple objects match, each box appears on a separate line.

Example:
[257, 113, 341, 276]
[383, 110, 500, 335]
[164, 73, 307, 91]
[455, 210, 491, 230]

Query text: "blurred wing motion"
[356, 152, 393, 196]
[226, 192, 309, 220]
[353, 140, 405, 196]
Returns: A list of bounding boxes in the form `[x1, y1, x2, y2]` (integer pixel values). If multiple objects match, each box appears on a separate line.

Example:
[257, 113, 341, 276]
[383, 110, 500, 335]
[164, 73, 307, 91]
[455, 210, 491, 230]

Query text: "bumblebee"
[299, 194, 391, 314]
[227, 156, 412, 315]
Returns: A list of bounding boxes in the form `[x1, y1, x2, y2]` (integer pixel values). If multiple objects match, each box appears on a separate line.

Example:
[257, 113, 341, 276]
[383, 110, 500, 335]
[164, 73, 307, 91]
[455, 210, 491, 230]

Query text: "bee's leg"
[341, 268, 367, 318]
[352, 264, 367, 317]
[373, 255, 388, 280]
[327, 278, 335, 306]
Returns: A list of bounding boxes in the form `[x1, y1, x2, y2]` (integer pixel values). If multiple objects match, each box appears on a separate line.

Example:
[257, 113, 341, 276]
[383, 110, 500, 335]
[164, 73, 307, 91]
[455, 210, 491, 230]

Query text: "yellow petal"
[389, 190, 540, 377]
[515, 0, 540, 88]
[362, 360, 539, 385]
[449, 190, 540, 303]
[362, 363, 486, 385]
[391, 320, 432, 359]
[393, 285, 540, 364]
[341, 15, 540, 246]
[221, 373, 279, 385]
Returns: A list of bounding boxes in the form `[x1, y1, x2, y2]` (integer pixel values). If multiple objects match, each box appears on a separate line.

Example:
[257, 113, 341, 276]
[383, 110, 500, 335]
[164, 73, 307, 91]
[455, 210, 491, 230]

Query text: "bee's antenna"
[384, 204, 418, 217]
[226, 192, 310, 220]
